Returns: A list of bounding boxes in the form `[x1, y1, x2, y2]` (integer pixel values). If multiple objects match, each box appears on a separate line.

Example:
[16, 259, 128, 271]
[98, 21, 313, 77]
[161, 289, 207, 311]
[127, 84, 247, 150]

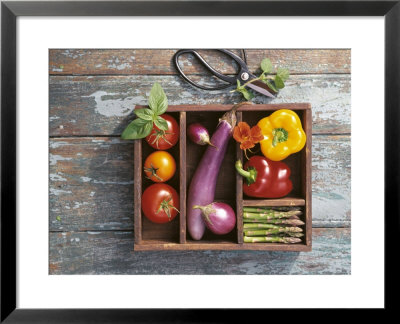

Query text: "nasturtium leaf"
[265, 80, 279, 93]
[274, 75, 285, 89]
[261, 58, 273, 74]
[236, 79, 243, 90]
[276, 68, 290, 81]
[239, 88, 254, 100]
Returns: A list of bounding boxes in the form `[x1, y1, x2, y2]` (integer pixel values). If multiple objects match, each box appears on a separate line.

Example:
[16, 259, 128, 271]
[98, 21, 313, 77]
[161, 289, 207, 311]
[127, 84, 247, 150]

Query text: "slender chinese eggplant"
[187, 102, 250, 240]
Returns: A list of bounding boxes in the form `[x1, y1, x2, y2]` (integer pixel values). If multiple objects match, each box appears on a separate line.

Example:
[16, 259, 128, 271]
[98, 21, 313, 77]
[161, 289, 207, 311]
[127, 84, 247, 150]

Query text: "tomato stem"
[144, 163, 163, 182]
[157, 196, 179, 220]
[148, 129, 173, 149]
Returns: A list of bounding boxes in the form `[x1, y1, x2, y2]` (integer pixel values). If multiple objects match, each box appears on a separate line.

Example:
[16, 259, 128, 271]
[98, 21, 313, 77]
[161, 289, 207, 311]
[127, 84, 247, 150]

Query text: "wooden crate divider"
[236, 111, 244, 244]
[179, 111, 187, 244]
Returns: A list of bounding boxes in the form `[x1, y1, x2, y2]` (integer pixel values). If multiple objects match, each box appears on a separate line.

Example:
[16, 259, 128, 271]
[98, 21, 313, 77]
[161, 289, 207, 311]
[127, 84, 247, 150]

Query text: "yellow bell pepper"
[257, 109, 306, 161]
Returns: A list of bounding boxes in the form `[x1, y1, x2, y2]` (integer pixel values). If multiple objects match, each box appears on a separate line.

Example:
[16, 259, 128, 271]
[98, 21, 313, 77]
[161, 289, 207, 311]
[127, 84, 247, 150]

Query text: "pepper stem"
[235, 159, 257, 185]
[272, 128, 288, 147]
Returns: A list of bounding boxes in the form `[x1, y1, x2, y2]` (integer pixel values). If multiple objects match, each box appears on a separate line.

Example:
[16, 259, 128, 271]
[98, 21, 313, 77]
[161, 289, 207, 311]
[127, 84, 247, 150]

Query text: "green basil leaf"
[276, 68, 289, 81]
[265, 80, 279, 93]
[148, 82, 168, 115]
[261, 58, 273, 74]
[134, 108, 155, 121]
[121, 118, 153, 139]
[274, 75, 285, 89]
[154, 116, 168, 131]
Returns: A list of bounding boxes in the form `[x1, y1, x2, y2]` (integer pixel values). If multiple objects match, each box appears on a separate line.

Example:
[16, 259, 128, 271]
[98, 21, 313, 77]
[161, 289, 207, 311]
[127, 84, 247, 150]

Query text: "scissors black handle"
[173, 49, 249, 90]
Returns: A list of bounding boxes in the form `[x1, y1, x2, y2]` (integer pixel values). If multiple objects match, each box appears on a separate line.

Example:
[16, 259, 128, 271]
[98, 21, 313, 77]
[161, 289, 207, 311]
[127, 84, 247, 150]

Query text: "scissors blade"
[247, 80, 276, 98]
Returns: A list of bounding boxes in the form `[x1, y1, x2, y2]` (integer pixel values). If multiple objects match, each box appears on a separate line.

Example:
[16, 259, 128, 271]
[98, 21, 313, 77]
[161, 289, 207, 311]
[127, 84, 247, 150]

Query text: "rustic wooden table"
[49, 49, 350, 274]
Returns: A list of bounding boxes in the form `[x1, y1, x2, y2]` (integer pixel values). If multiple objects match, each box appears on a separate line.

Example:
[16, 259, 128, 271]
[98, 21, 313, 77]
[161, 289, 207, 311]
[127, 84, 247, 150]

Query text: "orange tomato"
[144, 151, 176, 182]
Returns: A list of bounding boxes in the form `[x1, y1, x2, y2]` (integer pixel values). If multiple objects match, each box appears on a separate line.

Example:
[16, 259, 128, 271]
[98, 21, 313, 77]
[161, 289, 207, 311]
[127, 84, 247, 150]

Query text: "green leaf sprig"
[121, 83, 169, 139]
[231, 58, 289, 100]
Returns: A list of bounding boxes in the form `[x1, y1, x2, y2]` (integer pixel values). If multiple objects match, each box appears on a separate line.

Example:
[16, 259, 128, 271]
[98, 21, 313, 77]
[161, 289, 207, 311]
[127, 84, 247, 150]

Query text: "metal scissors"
[173, 49, 276, 98]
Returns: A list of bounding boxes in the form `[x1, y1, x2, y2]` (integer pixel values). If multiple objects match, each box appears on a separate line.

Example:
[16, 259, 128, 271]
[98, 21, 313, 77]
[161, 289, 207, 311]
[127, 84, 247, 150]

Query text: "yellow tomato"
[144, 151, 176, 182]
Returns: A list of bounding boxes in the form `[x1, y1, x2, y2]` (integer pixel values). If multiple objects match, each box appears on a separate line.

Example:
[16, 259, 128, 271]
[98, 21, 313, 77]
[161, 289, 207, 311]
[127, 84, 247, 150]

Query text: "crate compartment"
[241, 109, 304, 202]
[242, 206, 307, 245]
[185, 111, 237, 244]
[135, 112, 181, 245]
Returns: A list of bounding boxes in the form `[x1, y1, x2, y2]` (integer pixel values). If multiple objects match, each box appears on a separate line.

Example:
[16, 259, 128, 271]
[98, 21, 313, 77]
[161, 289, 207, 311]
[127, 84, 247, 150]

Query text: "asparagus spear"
[269, 206, 302, 212]
[243, 207, 301, 213]
[243, 218, 305, 226]
[243, 223, 301, 230]
[243, 236, 302, 243]
[284, 232, 304, 238]
[243, 211, 302, 219]
[244, 227, 303, 236]
[243, 215, 301, 221]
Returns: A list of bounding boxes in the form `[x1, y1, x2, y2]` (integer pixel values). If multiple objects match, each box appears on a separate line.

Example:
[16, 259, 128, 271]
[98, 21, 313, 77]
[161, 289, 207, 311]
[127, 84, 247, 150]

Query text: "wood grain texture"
[49, 74, 350, 136]
[49, 228, 350, 275]
[49, 135, 350, 231]
[49, 49, 350, 75]
[312, 135, 351, 227]
[48, 48, 351, 273]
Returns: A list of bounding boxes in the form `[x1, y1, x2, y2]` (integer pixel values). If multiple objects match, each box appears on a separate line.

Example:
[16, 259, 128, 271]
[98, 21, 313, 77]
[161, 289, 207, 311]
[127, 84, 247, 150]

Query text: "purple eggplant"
[193, 202, 236, 235]
[187, 102, 249, 240]
[187, 123, 216, 148]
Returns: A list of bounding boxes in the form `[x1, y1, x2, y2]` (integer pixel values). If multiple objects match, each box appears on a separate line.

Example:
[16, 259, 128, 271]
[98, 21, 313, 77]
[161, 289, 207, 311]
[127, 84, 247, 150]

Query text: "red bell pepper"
[235, 156, 293, 198]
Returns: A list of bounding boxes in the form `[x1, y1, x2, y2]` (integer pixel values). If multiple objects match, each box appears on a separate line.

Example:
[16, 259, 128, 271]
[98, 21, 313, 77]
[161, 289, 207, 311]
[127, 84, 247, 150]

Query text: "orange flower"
[233, 122, 264, 150]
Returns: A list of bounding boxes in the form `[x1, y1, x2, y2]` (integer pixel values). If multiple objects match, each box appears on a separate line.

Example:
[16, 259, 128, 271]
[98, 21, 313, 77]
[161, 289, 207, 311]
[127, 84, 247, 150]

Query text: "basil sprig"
[121, 83, 169, 139]
[232, 58, 289, 100]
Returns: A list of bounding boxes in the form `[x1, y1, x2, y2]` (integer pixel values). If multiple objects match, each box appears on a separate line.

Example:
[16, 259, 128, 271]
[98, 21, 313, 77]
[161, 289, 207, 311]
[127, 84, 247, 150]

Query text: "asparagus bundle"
[242, 207, 304, 244]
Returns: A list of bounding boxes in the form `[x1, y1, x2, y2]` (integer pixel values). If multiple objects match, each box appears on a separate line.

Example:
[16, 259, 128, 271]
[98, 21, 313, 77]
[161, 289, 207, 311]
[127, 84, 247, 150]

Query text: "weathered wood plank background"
[49, 49, 351, 274]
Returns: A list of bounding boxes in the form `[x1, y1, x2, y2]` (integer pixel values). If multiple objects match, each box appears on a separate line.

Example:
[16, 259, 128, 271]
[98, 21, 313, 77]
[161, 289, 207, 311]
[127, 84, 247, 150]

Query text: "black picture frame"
[1, 0, 398, 322]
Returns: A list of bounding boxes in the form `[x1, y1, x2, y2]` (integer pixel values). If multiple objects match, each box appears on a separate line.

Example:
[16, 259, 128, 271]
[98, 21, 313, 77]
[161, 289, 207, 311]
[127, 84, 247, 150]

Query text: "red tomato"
[145, 114, 179, 150]
[141, 183, 179, 223]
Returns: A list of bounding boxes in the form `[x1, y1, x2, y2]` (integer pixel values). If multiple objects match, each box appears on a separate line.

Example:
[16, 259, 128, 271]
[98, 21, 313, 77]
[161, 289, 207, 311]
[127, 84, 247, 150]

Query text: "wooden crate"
[133, 104, 312, 251]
